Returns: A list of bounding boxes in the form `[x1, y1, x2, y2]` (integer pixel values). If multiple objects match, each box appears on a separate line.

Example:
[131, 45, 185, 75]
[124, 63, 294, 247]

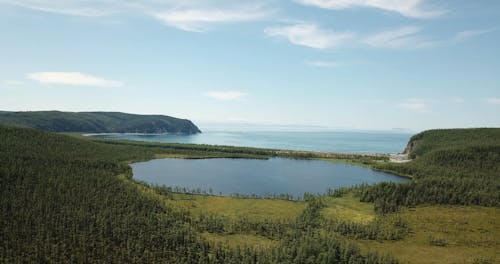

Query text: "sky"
[0, 0, 499, 131]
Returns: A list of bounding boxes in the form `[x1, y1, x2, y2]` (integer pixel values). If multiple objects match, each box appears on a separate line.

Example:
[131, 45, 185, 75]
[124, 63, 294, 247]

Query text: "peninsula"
[0, 111, 201, 134]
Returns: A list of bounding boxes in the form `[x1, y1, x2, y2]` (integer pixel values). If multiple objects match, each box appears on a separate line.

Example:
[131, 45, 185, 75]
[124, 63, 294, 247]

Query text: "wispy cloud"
[306, 60, 339, 67]
[396, 99, 430, 113]
[264, 23, 353, 49]
[4, 1, 273, 32]
[295, 0, 445, 18]
[364, 26, 495, 49]
[204, 91, 247, 101]
[485, 97, 500, 105]
[265, 23, 493, 50]
[4, 1, 118, 17]
[4, 0, 493, 49]
[27, 72, 123, 87]
[363, 26, 440, 49]
[152, 7, 270, 32]
[452, 29, 495, 43]
[1, 80, 24, 86]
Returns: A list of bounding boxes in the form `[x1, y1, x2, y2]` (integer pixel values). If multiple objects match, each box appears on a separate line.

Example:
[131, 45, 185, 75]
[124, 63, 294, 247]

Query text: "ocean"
[91, 130, 412, 154]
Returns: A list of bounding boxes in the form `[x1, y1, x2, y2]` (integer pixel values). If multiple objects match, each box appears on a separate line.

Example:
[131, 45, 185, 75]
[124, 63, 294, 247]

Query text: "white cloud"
[295, 0, 444, 18]
[452, 29, 495, 43]
[264, 24, 353, 49]
[152, 7, 269, 32]
[363, 26, 439, 49]
[204, 91, 247, 101]
[4, 0, 492, 48]
[364, 26, 494, 49]
[1, 80, 24, 86]
[306, 60, 339, 67]
[397, 99, 430, 113]
[265, 23, 492, 50]
[3, 1, 272, 32]
[27, 72, 123, 87]
[485, 97, 500, 105]
[3, 0, 118, 16]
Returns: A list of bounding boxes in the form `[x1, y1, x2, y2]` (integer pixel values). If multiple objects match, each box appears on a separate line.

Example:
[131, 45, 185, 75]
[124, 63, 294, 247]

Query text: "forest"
[0, 111, 201, 134]
[1, 125, 498, 263]
[0, 125, 400, 263]
[361, 128, 500, 213]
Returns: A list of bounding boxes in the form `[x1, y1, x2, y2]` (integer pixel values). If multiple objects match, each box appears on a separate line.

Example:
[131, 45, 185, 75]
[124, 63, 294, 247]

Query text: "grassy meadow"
[121, 171, 500, 263]
[358, 206, 499, 263]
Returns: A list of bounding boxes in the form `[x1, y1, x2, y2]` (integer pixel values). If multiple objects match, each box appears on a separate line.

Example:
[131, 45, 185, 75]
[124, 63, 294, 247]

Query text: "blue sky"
[1, 0, 499, 131]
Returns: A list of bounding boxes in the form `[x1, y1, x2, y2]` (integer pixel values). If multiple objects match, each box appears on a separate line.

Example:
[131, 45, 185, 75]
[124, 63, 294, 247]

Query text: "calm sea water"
[92, 130, 412, 154]
[131, 158, 409, 197]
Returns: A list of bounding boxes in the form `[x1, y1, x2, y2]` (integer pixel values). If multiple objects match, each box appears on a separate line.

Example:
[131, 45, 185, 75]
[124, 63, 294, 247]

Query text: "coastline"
[84, 130, 411, 155]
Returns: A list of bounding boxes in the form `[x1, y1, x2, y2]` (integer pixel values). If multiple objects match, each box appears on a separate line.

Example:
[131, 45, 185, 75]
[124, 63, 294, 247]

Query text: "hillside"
[394, 128, 500, 180]
[1, 125, 499, 263]
[0, 111, 201, 134]
[404, 128, 500, 158]
[362, 128, 500, 213]
[1, 125, 400, 263]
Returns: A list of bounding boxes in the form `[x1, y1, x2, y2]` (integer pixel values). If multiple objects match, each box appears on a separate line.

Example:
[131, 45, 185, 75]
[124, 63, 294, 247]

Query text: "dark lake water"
[131, 158, 408, 197]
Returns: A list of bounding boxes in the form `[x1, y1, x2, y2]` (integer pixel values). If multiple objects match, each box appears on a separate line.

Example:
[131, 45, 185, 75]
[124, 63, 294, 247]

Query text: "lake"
[92, 130, 412, 154]
[131, 158, 409, 197]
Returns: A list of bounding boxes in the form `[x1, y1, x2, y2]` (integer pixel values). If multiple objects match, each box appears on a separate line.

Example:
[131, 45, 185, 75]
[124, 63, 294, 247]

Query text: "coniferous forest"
[0, 111, 202, 134]
[362, 128, 500, 213]
[0, 125, 398, 263]
[1, 125, 499, 263]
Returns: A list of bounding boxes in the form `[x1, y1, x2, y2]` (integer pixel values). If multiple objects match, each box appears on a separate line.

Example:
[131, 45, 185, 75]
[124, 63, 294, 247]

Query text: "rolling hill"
[0, 111, 201, 134]
[362, 128, 500, 213]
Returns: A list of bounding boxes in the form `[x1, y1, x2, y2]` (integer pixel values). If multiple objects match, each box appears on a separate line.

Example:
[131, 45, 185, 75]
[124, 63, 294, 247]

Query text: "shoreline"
[86, 132, 402, 158]
[83, 129, 411, 155]
[87, 133, 414, 180]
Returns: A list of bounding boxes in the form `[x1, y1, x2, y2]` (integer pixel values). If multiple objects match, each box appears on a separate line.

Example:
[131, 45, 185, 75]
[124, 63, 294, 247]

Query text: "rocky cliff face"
[403, 139, 419, 155]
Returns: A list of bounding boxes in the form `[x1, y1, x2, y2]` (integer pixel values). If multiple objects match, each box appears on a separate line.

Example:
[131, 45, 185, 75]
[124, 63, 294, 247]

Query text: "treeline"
[96, 136, 389, 163]
[360, 128, 500, 213]
[325, 214, 409, 241]
[187, 191, 409, 243]
[98, 138, 276, 159]
[1, 125, 400, 263]
[151, 184, 302, 201]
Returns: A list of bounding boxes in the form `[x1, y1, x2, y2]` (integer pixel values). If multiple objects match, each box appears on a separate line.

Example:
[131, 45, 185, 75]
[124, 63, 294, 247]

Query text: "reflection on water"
[131, 158, 408, 197]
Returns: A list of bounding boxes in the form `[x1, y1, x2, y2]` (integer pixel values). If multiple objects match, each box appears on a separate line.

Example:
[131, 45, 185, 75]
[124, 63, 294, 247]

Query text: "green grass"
[162, 190, 375, 224]
[167, 193, 306, 221]
[317, 157, 389, 169]
[201, 232, 278, 250]
[357, 206, 500, 264]
[123, 172, 500, 263]
[321, 194, 376, 223]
